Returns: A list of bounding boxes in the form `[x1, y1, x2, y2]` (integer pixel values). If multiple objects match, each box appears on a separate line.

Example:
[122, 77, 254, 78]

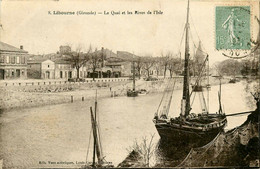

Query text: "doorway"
[16, 69, 20, 78]
[0, 69, 4, 80]
[68, 71, 72, 79]
[60, 71, 63, 78]
[46, 71, 50, 79]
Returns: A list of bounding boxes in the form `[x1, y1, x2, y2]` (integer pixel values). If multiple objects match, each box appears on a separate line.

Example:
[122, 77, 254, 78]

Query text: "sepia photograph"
[0, 0, 259, 168]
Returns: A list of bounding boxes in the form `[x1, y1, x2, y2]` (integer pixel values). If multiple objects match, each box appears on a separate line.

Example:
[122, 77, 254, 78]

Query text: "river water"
[0, 81, 256, 168]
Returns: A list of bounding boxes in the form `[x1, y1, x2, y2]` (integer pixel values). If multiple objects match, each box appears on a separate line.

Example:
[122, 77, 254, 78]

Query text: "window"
[11, 56, 15, 64]
[6, 56, 9, 63]
[0, 55, 4, 63]
[5, 69, 9, 77]
[17, 56, 20, 64]
[21, 56, 25, 64]
[48, 65, 50, 68]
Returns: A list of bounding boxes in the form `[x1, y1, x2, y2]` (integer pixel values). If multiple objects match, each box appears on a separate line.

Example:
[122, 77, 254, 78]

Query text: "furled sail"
[193, 41, 207, 76]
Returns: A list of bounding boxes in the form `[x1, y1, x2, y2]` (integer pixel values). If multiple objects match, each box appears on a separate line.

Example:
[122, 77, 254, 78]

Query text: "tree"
[240, 59, 251, 76]
[89, 48, 102, 80]
[135, 57, 144, 79]
[65, 45, 91, 81]
[161, 52, 170, 78]
[153, 57, 162, 78]
[168, 58, 175, 78]
[167, 57, 181, 78]
[127, 134, 155, 167]
[142, 56, 155, 77]
[217, 59, 242, 77]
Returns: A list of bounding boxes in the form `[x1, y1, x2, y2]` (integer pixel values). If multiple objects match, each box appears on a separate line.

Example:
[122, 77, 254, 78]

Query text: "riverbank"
[0, 76, 230, 112]
[0, 81, 257, 169]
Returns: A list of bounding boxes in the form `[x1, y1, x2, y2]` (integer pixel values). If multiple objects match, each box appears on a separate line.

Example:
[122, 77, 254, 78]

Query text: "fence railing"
[1, 78, 131, 87]
[0, 76, 178, 87]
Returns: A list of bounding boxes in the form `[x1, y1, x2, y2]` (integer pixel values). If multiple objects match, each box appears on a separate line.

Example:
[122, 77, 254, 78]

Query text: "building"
[106, 56, 132, 77]
[27, 58, 55, 79]
[53, 58, 74, 79]
[0, 41, 28, 80]
[59, 45, 71, 55]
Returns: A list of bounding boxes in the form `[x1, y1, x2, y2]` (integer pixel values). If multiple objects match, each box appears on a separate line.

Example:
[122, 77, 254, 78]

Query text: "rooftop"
[27, 58, 53, 64]
[52, 57, 71, 64]
[0, 41, 28, 53]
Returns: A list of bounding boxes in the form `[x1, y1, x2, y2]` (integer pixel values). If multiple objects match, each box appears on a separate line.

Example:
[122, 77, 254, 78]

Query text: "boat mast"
[90, 91, 103, 166]
[90, 107, 103, 166]
[132, 58, 136, 91]
[181, 0, 191, 117]
[92, 107, 96, 166]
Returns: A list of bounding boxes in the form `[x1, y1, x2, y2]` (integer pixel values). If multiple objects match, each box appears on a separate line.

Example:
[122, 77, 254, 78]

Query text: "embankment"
[0, 76, 230, 112]
[0, 78, 168, 111]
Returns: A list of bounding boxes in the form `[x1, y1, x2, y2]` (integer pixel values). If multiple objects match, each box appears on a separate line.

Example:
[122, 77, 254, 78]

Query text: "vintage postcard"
[0, 0, 259, 168]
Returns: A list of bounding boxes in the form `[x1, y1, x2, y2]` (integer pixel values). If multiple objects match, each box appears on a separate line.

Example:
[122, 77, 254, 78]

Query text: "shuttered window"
[11, 56, 15, 64]
[21, 56, 25, 64]
[0, 55, 4, 63]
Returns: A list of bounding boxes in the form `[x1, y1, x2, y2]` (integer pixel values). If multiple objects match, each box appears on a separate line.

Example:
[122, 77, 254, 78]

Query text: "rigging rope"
[178, 22, 188, 56]
[198, 92, 204, 112]
[189, 27, 208, 56]
[157, 79, 175, 117]
[165, 79, 176, 116]
[190, 14, 209, 55]
[190, 55, 208, 97]
[190, 90, 197, 107]
[156, 79, 169, 116]
[201, 90, 208, 113]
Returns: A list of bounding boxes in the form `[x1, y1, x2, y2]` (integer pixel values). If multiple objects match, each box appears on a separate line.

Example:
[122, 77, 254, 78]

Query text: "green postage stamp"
[215, 6, 251, 50]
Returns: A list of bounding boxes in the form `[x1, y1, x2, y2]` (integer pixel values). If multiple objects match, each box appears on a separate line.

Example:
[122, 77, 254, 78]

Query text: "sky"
[0, 0, 259, 65]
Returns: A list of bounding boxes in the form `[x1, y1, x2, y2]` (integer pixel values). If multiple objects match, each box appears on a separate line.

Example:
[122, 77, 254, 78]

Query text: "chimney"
[20, 45, 23, 50]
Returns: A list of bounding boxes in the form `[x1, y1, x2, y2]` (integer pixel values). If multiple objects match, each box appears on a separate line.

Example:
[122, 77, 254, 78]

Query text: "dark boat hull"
[192, 85, 203, 92]
[155, 123, 225, 147]
[127, 90, 138, 97]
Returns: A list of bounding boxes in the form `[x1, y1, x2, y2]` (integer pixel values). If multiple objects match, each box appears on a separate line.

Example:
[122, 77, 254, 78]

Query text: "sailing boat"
[85, 91, 113, 168]
[127, 61, 138, 97]
[153, 0, 227, 147]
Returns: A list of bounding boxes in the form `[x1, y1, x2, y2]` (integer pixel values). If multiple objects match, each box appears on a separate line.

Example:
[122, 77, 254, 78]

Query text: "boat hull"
[127, 90, 138, 97]
[155, 122, 225, 147]
[192, 85, 203, 92]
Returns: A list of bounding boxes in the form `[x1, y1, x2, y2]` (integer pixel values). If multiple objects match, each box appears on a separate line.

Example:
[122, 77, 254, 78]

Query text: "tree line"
[64, 45, 105, 81]
[64, 44, 185, 80]
[214, 58, 259, 77]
